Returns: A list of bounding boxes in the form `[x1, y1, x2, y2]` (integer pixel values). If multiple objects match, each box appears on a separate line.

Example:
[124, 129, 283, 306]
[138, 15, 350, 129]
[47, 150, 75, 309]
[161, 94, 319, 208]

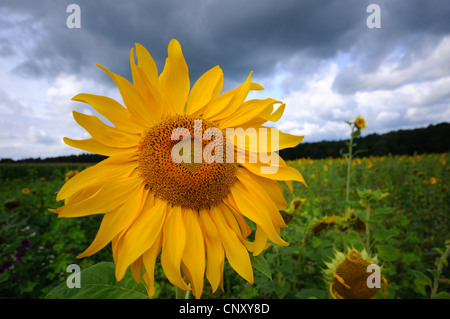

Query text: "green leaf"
[251, 254, 272, 280]
[373, 207, 396, 216]
[433, 291, 450, 299]
[376, 244, 400, 262]
[411, 270, 432, 287]
[295, 288, 327, 299]
[45, 262, 149, 299]
[373, 229, 399, 242]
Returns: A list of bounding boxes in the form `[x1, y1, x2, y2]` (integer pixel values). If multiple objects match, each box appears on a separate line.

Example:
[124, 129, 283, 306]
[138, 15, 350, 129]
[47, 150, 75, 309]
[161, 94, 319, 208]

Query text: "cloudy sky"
[1, 0, 450, 160]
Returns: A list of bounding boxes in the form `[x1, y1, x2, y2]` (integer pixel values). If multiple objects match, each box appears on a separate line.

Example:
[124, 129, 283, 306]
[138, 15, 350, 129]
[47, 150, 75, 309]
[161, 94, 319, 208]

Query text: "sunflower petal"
[130, 48, 164, 122]
[186, 65, 223, 115]
[181, 208, 205, 299]
[210, 205, 253, 284]
[142, 234, 163, 298]
[72, 111, 140, 148]
[198, 209, 224, 293]
[56, 155, 136, 201]
[219, 98, 283, 129]
[115, 197, 167, 281]
[97, 64, 157, 127]
[242, 161, 307, 186]
[71, 93, 143, 133]
[77, 186, 147, 259]
[56, 176, 143, 218]
[161, 205, 191, 290]
[227, 180, 288, 247]
[159, 39, 190, 115]
[63, 137, 136, 157]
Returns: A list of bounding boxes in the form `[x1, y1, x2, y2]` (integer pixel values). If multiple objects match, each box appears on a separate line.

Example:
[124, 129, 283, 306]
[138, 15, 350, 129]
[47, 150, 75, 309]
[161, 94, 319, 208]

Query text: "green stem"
[176, 286, 190, 299]
[346, 125, 355, 202]
[365, 204, 371, 254]
[430, 245, 450, 299]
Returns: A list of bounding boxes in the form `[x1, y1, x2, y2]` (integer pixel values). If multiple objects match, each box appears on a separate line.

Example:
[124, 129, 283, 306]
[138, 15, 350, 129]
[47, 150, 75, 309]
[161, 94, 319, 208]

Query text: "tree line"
[280, 122, 449, 160]
[1, 122, 448, 163]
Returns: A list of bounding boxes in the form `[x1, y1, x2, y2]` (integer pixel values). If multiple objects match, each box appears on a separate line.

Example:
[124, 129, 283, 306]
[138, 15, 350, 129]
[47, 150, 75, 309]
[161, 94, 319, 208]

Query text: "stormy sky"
[1, 0, 450, 160]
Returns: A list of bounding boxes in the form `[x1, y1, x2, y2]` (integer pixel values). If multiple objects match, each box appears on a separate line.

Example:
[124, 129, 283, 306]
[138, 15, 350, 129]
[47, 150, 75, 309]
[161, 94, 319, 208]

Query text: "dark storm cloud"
[4, 0, 449, 90]
[1, 0, 368, 85]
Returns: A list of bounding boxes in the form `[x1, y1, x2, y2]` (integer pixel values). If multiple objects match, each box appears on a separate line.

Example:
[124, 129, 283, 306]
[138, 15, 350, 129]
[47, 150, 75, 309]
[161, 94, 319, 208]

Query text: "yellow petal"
[218, 98, 283, 129]
[77, 186, 148, 259]
[206, 72, 253, 121]
[130, 48, 164, 122]
[242, 161, 307, 186]
[130, 257, 144, 284]
[56, 176, 143, 218]
[181, 208, 205, 299]
[97, 64, 157, 127]
[57, 155, 136, 201]
[72, 111, 140, 148]
[241, 169, 287, 210]
[186, 65, 223, 115]
[161, 205, 191, 290]
[159, 39, 190, 115]
[210, 204, 253, 284]
[115, 197, 167, 281]
[227, 180, 288, 247]
[142, 234, 163, 298]
[134, 43, 159, 87]
[237, 169, 286, 229]
[228, 126, 304, 154]
[63, 137, 136, 157]
[198, 209, 224, 293]
[71, 93, 143, 133]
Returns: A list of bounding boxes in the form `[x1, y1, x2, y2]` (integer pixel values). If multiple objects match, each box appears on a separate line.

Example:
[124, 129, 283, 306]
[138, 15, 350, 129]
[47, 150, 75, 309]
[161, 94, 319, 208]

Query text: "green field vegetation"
[0, 153, 449, 299]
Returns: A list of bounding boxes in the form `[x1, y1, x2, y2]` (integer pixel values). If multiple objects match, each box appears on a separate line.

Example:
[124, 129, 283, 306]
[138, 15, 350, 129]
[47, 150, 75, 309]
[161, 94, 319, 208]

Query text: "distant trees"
[280, 122, 449, 160]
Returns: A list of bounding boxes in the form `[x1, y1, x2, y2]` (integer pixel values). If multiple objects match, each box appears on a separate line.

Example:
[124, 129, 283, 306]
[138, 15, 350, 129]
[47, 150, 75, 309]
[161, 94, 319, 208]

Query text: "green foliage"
[46, 262, 148, 299]
[1, 151, 449, 299]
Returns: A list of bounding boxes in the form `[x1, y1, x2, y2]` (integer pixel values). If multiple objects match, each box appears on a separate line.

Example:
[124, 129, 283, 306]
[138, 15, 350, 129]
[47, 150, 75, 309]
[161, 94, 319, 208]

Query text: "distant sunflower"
[22, 188, 30, 195]
[65, 169, 79, 181]
[50, 39, 306, 298]
[323, 248, 387, 299]
[355, 116, 366, 130]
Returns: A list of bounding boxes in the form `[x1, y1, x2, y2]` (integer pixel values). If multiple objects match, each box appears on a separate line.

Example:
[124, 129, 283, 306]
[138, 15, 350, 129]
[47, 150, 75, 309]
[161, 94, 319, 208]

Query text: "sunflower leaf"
[45, 262, 149, 299]
[251, 254, 272, 280]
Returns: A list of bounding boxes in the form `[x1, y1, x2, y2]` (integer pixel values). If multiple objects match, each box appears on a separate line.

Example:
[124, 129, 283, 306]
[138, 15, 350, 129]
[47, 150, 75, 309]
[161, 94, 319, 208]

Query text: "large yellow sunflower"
[51, 39, 306, 299]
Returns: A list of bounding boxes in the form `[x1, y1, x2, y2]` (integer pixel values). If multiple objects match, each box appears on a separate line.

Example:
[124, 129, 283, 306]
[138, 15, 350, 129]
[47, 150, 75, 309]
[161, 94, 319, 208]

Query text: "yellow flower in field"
[324, 248, 387, 299]
[355, 116, 366, 130]
[365, 161, 373, 169]
[430, 177, 437, 185]
[65, 169, 79, 181]
[290, 197, 307, 212]
[323, 164, 328, 172]
[352, 158, 361, 166]
[22, 188, 30, 195]
[50, 40, 306, 299]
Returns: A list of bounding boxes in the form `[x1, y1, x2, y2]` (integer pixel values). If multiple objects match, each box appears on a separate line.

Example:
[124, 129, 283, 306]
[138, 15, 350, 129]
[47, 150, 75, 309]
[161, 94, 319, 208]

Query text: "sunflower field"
[1, 151, 448, 299]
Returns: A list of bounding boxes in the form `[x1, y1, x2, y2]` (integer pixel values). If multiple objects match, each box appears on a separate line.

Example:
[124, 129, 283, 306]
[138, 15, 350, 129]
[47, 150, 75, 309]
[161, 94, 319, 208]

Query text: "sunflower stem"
[346, 125, 355, 202]
[175, 286, 191, 299]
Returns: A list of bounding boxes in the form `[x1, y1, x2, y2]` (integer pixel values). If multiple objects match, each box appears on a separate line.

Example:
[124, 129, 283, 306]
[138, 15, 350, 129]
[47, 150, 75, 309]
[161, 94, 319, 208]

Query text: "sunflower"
[22, 188, 30, 195]
[50, 39, 306, 299]
[355, 116, 366, 130]
[65, 169, 79, 181]
[323, 248, 387, 299]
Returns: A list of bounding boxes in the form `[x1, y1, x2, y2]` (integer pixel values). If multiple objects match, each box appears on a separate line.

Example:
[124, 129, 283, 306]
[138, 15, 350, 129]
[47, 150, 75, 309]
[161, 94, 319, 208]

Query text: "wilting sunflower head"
[310, 215, 340, 235]
[355, 116, 366, 130]
[323, 248, 387, 299]
[50, 39, 307, 299]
